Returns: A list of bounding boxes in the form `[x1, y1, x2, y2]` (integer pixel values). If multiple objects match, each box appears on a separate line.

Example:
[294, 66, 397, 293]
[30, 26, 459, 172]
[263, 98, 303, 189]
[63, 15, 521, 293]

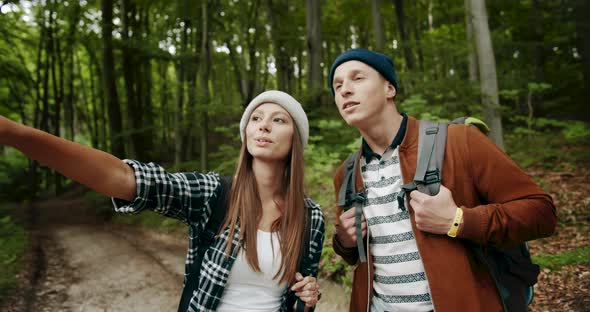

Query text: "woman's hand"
[291, 272, 321, 309]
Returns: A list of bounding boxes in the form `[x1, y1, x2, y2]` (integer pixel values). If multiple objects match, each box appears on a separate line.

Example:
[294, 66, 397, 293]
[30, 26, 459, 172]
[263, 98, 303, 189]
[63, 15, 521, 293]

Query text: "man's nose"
[339, 80, 352, 96]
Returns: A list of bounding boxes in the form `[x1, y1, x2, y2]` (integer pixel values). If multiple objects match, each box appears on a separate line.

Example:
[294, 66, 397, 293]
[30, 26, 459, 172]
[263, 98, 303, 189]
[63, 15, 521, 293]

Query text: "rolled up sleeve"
[111, 159, 220, 225]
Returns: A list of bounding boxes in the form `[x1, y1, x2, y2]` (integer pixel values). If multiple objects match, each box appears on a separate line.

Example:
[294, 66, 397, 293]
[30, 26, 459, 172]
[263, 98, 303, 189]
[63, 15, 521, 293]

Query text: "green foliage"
[0, 148, 32, 201]
[561, 121, 590, 143]
[304, 118, 358, 207]
[319, 246, 354, 289]
[0, 209, 26, 304]
[82, 191, 114, 220]
[532, 245, 590, 271]
[527, 82, 551, 93]
[506, 117, 590, 170]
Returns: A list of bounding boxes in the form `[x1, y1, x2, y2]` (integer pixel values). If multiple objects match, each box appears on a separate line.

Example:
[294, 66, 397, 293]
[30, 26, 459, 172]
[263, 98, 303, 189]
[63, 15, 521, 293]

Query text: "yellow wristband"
[447, 208, 463, 237]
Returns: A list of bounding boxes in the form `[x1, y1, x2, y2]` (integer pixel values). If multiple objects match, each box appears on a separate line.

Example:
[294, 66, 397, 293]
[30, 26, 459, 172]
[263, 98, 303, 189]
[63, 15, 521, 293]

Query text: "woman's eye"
[251, 116, 261, 121]
[274, 118, 285, 123]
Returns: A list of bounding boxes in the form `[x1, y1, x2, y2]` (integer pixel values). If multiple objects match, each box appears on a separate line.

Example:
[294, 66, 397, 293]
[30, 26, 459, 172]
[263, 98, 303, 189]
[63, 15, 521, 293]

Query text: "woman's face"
[245, 103, 294, 162]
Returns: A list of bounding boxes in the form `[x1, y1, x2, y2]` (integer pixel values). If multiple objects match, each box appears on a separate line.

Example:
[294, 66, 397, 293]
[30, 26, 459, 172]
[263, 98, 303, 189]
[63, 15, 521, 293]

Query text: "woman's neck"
[252, 159, 285, 231]
[252, 159, 285, 197]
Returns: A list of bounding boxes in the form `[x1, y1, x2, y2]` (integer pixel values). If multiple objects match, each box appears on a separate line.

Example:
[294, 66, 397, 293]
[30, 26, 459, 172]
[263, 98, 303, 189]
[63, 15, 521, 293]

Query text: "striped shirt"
[111, 160, 325, 312]
[361, 115, 434, 312]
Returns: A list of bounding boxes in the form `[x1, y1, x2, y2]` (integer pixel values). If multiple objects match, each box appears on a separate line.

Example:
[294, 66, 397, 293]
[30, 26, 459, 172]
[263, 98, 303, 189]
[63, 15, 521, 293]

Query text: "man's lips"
[342, 101, 360, 110]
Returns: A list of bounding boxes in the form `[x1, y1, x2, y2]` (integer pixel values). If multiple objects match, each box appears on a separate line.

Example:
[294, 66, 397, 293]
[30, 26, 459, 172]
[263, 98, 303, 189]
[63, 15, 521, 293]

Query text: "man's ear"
[385, 82, 396, 99]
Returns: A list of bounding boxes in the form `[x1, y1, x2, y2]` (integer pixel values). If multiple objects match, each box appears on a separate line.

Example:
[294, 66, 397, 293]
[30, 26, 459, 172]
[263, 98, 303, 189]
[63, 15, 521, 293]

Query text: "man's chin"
[344, 116, 365, 128]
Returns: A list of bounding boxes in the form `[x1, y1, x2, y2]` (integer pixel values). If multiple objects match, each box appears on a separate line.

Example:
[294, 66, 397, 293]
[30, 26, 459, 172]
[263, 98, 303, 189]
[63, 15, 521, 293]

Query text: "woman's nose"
[259, 119, 271, 132]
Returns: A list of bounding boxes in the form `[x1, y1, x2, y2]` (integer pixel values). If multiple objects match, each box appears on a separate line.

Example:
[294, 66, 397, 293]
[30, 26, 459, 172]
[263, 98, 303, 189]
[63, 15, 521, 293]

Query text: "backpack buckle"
[426, 127, 439, 135]
[344, 190, 367, 208]
[424, 169, 441, 185]
[397, 182, 418, 211]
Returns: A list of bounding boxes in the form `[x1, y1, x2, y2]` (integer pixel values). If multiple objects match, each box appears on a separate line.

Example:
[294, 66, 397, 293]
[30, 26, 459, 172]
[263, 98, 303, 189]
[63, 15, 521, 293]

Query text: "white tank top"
[216, 229, 287, 311]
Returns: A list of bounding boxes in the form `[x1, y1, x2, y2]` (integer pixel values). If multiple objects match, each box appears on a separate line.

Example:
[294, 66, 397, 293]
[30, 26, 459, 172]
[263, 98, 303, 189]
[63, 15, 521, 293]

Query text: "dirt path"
[7, 196, 348, 312]
[30, 225, 182, 312]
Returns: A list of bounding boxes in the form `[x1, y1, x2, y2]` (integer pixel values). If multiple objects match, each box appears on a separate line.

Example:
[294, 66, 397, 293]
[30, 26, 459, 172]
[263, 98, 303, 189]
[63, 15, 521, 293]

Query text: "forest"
[0, 0, 588, 310]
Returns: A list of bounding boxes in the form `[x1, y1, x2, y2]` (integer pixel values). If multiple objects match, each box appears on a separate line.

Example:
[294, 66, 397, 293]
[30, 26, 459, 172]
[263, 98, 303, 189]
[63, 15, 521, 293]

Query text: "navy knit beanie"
[328, 48, 398, 95]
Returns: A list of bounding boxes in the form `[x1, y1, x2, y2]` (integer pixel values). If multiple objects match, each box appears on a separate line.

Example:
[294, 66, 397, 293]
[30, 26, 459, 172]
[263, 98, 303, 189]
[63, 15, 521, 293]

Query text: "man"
[328, 48, 556, 312]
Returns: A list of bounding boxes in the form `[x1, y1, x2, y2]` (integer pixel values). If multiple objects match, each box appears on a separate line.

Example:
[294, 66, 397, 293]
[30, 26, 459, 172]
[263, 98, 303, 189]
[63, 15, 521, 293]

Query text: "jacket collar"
[399, 115, 419, 152]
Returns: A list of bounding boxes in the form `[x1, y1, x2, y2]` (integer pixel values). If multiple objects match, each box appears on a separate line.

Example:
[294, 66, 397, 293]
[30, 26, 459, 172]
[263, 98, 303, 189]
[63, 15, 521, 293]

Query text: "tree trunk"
[411, 2, 424, 71]
[85, 43, 105, 150]
[41, 10, 52, 133]
[158, 61, 170, 151]
[199, 0, 210, 172]
[76, 53, 94, 148]
[185, 26, 198, 162]
[101, 0, 125, 157]
[306, 0, 322, 95]
[530, 0, 545, 110]
[121, 0, 139, 159]
[226, 0, 261, 107]
[174, 19, 189, 165]
[371, 0, 384, 51]
[464, 0, 478, 81]
[141, 8, 155, 159]
[575, 0, 590, 91]
[50, 5, 64, 195]
[469, 0, 504, 150]
[266, 0, 293, 92]
[575, 0, 589, 107]
[65, 2, 80, 141]
[34, 11, 47, 130]
[427, 0, 434, 31]
[393, 0, 415, 70]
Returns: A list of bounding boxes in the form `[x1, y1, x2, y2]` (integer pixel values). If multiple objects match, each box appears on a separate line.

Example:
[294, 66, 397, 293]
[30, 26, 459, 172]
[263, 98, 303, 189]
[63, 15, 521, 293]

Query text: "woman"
[0, 90, 324, 312]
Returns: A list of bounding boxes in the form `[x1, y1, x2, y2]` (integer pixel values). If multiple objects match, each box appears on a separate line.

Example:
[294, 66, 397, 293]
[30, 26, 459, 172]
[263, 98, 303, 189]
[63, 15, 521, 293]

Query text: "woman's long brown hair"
[222, 127, 306, 284]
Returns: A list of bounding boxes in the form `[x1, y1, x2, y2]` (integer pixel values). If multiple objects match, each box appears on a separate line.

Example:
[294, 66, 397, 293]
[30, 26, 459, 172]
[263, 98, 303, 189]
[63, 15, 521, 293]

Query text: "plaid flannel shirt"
[112, 160, 325, 312]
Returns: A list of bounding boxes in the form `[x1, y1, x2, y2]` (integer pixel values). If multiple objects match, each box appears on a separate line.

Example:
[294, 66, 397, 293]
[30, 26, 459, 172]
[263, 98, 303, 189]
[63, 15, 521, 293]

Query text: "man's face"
[332, 60, 395, 128]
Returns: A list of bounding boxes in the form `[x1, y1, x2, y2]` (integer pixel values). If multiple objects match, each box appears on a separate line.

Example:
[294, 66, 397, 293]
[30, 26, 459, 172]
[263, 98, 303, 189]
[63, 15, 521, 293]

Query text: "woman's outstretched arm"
[0, 116, 136, 201]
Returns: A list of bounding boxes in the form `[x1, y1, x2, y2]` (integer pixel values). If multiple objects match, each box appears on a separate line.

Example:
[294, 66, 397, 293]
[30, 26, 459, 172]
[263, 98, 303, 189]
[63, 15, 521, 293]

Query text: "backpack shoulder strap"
[414, 120, 448, 196]
[294, 200, 314, 312]
[397, 120, 449, 209]
[337, 150, 361, 208]
[206, 176, 232, 237]
[177, 176, 232, 312]
[337, 150, 369, 263]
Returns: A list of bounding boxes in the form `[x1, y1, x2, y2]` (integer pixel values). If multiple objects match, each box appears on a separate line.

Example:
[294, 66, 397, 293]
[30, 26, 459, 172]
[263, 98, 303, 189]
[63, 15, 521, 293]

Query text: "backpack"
[337, 117, 540, 312]
[177, 177, 312, 312]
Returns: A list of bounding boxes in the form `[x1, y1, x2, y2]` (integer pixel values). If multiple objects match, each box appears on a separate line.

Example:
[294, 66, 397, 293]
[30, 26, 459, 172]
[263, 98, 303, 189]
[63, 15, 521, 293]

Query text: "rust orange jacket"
[332, 116, 556, 312]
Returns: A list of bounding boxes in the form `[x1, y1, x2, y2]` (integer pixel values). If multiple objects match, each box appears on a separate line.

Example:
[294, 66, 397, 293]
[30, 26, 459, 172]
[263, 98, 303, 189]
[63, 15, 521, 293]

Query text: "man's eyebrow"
[334, 69, 364, 82]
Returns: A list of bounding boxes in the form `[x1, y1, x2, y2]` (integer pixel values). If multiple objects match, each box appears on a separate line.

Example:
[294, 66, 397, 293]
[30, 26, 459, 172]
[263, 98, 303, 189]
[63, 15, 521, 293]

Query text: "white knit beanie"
[240, 90, 309, 148]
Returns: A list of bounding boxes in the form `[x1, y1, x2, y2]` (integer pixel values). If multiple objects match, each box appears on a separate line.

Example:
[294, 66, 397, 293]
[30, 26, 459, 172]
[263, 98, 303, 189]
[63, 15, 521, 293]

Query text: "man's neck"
[358, 109, 403, 156]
